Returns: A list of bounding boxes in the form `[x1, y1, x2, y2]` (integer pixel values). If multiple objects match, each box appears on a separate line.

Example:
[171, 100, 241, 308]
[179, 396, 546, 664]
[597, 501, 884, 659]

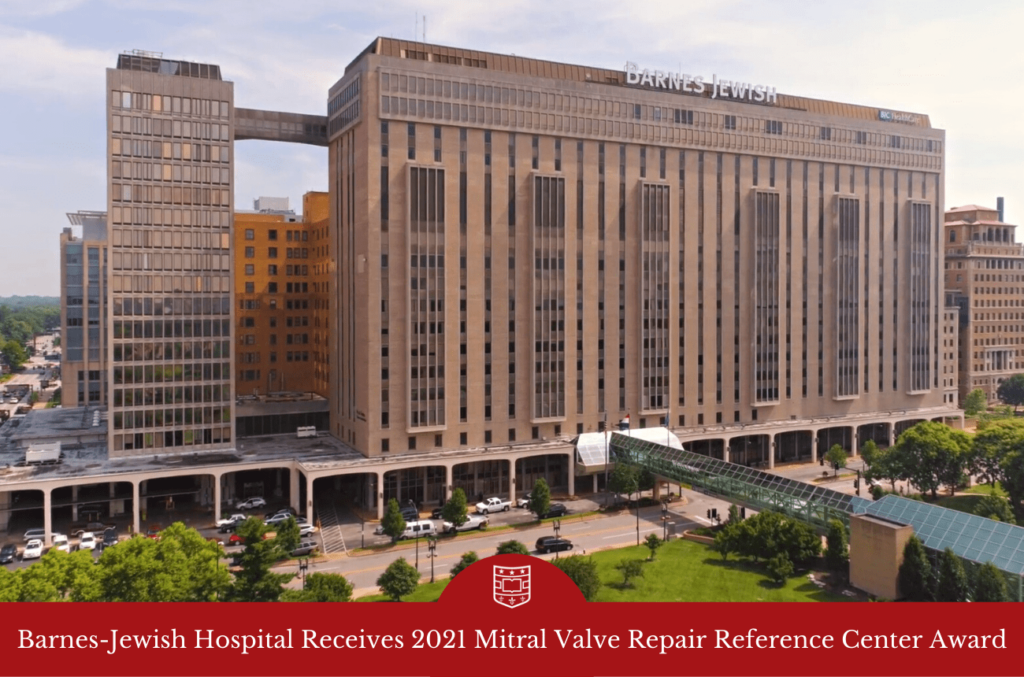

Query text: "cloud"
[0, 26, 109, 99]
[0, 0, 87, 17]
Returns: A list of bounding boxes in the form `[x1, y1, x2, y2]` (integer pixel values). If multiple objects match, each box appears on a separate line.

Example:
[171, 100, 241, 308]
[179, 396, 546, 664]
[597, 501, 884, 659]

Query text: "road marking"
[602, 527, 659, 540]
[689, 515, 713, 525]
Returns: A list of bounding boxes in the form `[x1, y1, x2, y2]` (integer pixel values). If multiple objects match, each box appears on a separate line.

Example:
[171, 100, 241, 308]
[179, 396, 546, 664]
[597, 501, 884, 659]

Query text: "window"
[244, 229, 254, 240]
[765, 120, 783, 135]
[531, 426, 539, 439]
[244, 247, 255, 258]
[633, 104, 641, 120]
[268, 282, 278, 293]
[381, 438, 389, 452]
[890, 135, 901, 148]
[244, 282, 254, 293]
[244, 264, 254, 275]
[268, 230, 278, 241]
[268, 247, 278, 258]
[855, 131, 867, 144]
[724, 115, 736, 130]
[674, 109, 693, 125]
[268, 264, 277, 275]
[484, 430, 492, 444]
[508, 428, 516, 442]
[819, 127, 832, 140]
[408, 436, 416, 450]
[460, 432, 467, 445]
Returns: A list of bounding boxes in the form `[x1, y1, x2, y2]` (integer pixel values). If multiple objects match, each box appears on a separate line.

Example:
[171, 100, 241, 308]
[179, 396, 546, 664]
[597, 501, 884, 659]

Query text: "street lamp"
[552, 519, 562, 559]
[633, 477, 641, 546]
[427, 536, 438, 583]
[298, 557, 310, 590]
[415, 534, 420, 571]
[661, 500, 669, 541]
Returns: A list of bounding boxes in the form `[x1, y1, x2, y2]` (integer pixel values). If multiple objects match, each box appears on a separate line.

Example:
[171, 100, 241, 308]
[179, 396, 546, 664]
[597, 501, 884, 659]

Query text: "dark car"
[264, 507, 298, 520]
[540, 503, 568, 519]
[400, 505, 419, 522]
[535, 536, 573, 554]
[290, 540, 319, 558]
[431, 506, 446, 519]
[101, 529, 119, 549]
[0, 543, 18, 564]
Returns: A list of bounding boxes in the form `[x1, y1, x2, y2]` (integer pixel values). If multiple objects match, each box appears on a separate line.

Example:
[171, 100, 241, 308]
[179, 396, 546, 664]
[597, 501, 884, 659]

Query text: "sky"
[1, 0, 1022, 297]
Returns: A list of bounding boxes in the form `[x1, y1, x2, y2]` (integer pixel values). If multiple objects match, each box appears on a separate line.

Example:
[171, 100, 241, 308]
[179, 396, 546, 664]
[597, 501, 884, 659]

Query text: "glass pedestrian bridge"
[608, 432, 1024, 600]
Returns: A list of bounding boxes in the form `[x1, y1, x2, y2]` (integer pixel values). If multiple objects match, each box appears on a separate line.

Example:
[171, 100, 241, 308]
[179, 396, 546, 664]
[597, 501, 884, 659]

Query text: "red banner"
[2, 555, 1017, 677]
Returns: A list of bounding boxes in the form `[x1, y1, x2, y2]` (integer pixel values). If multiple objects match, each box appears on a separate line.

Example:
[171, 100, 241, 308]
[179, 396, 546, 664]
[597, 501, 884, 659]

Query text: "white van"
[401, 520, 437, 540]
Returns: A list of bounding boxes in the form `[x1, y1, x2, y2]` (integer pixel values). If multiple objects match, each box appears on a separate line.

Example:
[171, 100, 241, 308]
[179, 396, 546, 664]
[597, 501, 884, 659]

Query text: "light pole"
[661, 500, 668, 541]
[634, 477, 640, 546]
[415, 535, 420, 571]
[298, 557, 309, 590]
[427, 536, 437, 583]
[552, 519, 562, 559]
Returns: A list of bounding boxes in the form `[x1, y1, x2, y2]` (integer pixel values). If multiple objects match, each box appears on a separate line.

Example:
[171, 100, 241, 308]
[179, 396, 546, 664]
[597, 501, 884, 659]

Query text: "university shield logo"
[493, 565, 531, 608]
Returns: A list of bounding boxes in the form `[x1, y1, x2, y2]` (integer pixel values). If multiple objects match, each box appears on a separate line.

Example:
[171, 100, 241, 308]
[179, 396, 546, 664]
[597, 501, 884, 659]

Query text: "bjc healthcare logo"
[493, 565, 531, 608]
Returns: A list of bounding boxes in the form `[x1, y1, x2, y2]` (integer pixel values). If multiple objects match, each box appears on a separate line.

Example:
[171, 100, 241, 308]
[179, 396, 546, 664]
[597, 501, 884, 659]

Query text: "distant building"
[60, 212, 109, 407]
[254, 196, 291, 213]
[944, 204, 1024, 403]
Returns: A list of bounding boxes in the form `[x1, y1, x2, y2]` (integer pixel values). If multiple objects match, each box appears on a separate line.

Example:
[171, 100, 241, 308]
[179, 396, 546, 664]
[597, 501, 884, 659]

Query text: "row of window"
[111, 91, 229, 118]
[112, 114, 229, 141]
[113, 160, 229, 185]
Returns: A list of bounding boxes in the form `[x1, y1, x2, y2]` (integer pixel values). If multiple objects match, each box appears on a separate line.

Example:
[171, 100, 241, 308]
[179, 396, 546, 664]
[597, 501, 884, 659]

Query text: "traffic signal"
[711, 508, 718, 519]
[740, 507, 747, 519]
[706, 509, 711, 519]
[598, 420, 606, 432]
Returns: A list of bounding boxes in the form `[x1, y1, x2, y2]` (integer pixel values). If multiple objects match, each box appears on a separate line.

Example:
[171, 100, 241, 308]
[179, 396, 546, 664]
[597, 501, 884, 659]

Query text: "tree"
[997, 373, 1024, 412]
[496, 540, 530, 556]
[449, 551, 479, 579]
[441, 488, 469, 530]
[974, 419, 1024, 494]
[376, 558, 420, 601]
[0, 567, 21, 602]
[16, 549, 99, 601]
[644, 533, 663, 560]
[273, 516, 301, 558]
[765, 554, 794, 585]
[1, 340, 27, 371]
[97, 522, 230, 601]
[615, 559, 645, 588]
[974, 494, 1016, 524]
[997, 449, 1024, 524]
[964, 388, 988, 417]
[859, 440, 880, 469]
[777, 519, 822, 567]
[528, 478, 552, 519]
[897, 535, 933, 601]
[973, 562, 1009, 602]
[824, 444, 847, 477]
[607, 463, 639, 504]
[825, 519, 849, 574]
[868, 446, 904, 492]
[282, 573, 353, 602]
[727, 503, 741, 524]
[711, 523, 741, 561]
[936, 548, 969, 602]
[551, 555, 601, 601]
[228, 517, 294, 602]
[381, 498, 407, 544]
[890, 421, 971, 499]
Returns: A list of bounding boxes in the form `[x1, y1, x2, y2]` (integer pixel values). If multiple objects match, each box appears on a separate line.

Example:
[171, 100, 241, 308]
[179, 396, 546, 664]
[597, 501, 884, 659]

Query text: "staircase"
[314, 496, 347, 554]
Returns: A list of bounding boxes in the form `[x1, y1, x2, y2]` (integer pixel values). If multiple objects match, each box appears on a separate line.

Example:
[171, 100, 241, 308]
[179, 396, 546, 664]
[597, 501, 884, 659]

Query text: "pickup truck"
[475, 497, 512, 514]
[443, 514, 489, 533]
[216, 514, 249, 532]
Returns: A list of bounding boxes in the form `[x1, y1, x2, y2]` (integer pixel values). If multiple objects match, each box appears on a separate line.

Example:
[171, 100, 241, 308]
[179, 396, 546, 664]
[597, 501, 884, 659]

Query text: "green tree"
[16, 549, 99, 601]
[529, 478, 552, 519]
[496, 540, 530, 556]
[974, 419, 1024, 494]
[727, 503, 741, 524]
[376, 557, 420, 601]
[607, 463, 639, 504]
[0, 567, 21, 602]
[615, 559, 645, 588]
[644, 533, 663, 560]
[551, 555, 601, 601]
[777, 519, 822, 567]
[1, 340, 27, 371]
[824, 444, 848, 477]
[997, 374, 1024, 412]
[766, 553, 794, 585]
[449, 551, 479, 579]
[229, 517, 294, 602]
[963, 388, 987, 417]
[711, 523, 741, 561]
[381, 498, 407, 543]
[868, 446, 904, 492]
[273, 516, 301, 558]
[973, 562, 1009, 602]
[825, 519, 849, 574]
[97, 522, 230, 601]
[936, 548, 969, 602]
[974, 494, 1016, 524]
[891, 421, 971, 499]
[280, 573, 353, 602]
[997, 449, 1024, 524]
[897, 535, 933, 601]
[859, 440, 880, 469]
[441, 488, 469, 530]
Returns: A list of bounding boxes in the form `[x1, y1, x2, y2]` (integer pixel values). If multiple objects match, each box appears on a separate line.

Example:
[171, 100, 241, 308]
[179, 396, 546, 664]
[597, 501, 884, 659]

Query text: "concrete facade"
[60, 213, 109, 408]
[849, 513, 915, 600]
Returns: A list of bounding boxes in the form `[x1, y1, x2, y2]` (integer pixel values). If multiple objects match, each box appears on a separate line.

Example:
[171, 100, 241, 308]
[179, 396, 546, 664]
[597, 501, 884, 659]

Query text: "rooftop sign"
[878, 110, 920, 125]
[624, 62, 777, 104]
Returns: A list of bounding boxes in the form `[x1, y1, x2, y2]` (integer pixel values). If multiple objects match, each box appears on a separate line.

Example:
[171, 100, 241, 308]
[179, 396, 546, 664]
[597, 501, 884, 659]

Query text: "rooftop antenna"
[423, 16, 427, 43]
[415, 13, 418, 41]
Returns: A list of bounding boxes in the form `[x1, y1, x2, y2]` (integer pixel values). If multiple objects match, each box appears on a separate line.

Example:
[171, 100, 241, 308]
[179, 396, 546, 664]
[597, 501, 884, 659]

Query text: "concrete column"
[567, 452, 575, 496]
[888, 422, 896, 447]
[305, 474, 315, 526]
[420, 466, 427, 503]
[71, 485, 78, 521]
[43, 489, 52, 547]
[652, 481, 661, 500]
[110, 482, 116, 498]
[0, 491, 10, 532]
[722, 438, 731, 463]
[850, 426, 858, 455]
[592, 474, 598, 493]
[810, 434, 818, 463]
[290, 470, 301, 512]
[275, 469, 284, 499]
[509, 459, 516, 504]
[212, 473, 221, 523]
[768, 436, 776, 469]
[376, 472, 385, 519]
[132, 481, 140, 536]
[445, 465, 453, 502]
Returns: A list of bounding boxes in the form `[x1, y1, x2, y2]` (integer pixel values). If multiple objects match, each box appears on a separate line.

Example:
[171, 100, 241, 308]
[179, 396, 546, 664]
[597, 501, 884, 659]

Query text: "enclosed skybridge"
[608, 432, 871, 530]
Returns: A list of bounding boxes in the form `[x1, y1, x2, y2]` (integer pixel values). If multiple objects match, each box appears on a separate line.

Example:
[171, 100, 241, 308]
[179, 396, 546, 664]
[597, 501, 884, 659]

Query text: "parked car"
[516, 493, 533, 509]
[273, 506, 297, 517]
[400, 505, 419, 522]
[539, 503, 569, 519]
[0, 543, 18, 564]
[265, 513, 307, 527]
[290, 540, 319, 557]
[145, 524, 162, 540]
[23, 539, 43, 560]
[400, 520, 438, 540]
[475, 497, 512, 514]
[235, 497, 267, 510]
[229, 532, 269, 546]
[535, 536, 573, 554]
[101, 529, 119, 549]
[217, 514, 249, 532]
[51, 534, 70, 553]
[23, 528, 46, 542]
[443, 514, 489, 534]
[431, 506, 446, 519]
[78, 532, 97, 552]
[298, 523, 315, 537]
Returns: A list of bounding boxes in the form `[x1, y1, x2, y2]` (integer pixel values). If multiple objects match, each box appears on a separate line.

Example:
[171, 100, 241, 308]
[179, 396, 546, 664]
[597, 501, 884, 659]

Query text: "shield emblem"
[493, 565, 531, 608]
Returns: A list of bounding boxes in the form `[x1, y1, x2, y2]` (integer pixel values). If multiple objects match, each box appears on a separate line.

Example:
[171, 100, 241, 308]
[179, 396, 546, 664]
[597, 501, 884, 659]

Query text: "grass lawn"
[354, 539, 851, 602]
[964, 482, 1007, 498]
[935, 494, 987, 514]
